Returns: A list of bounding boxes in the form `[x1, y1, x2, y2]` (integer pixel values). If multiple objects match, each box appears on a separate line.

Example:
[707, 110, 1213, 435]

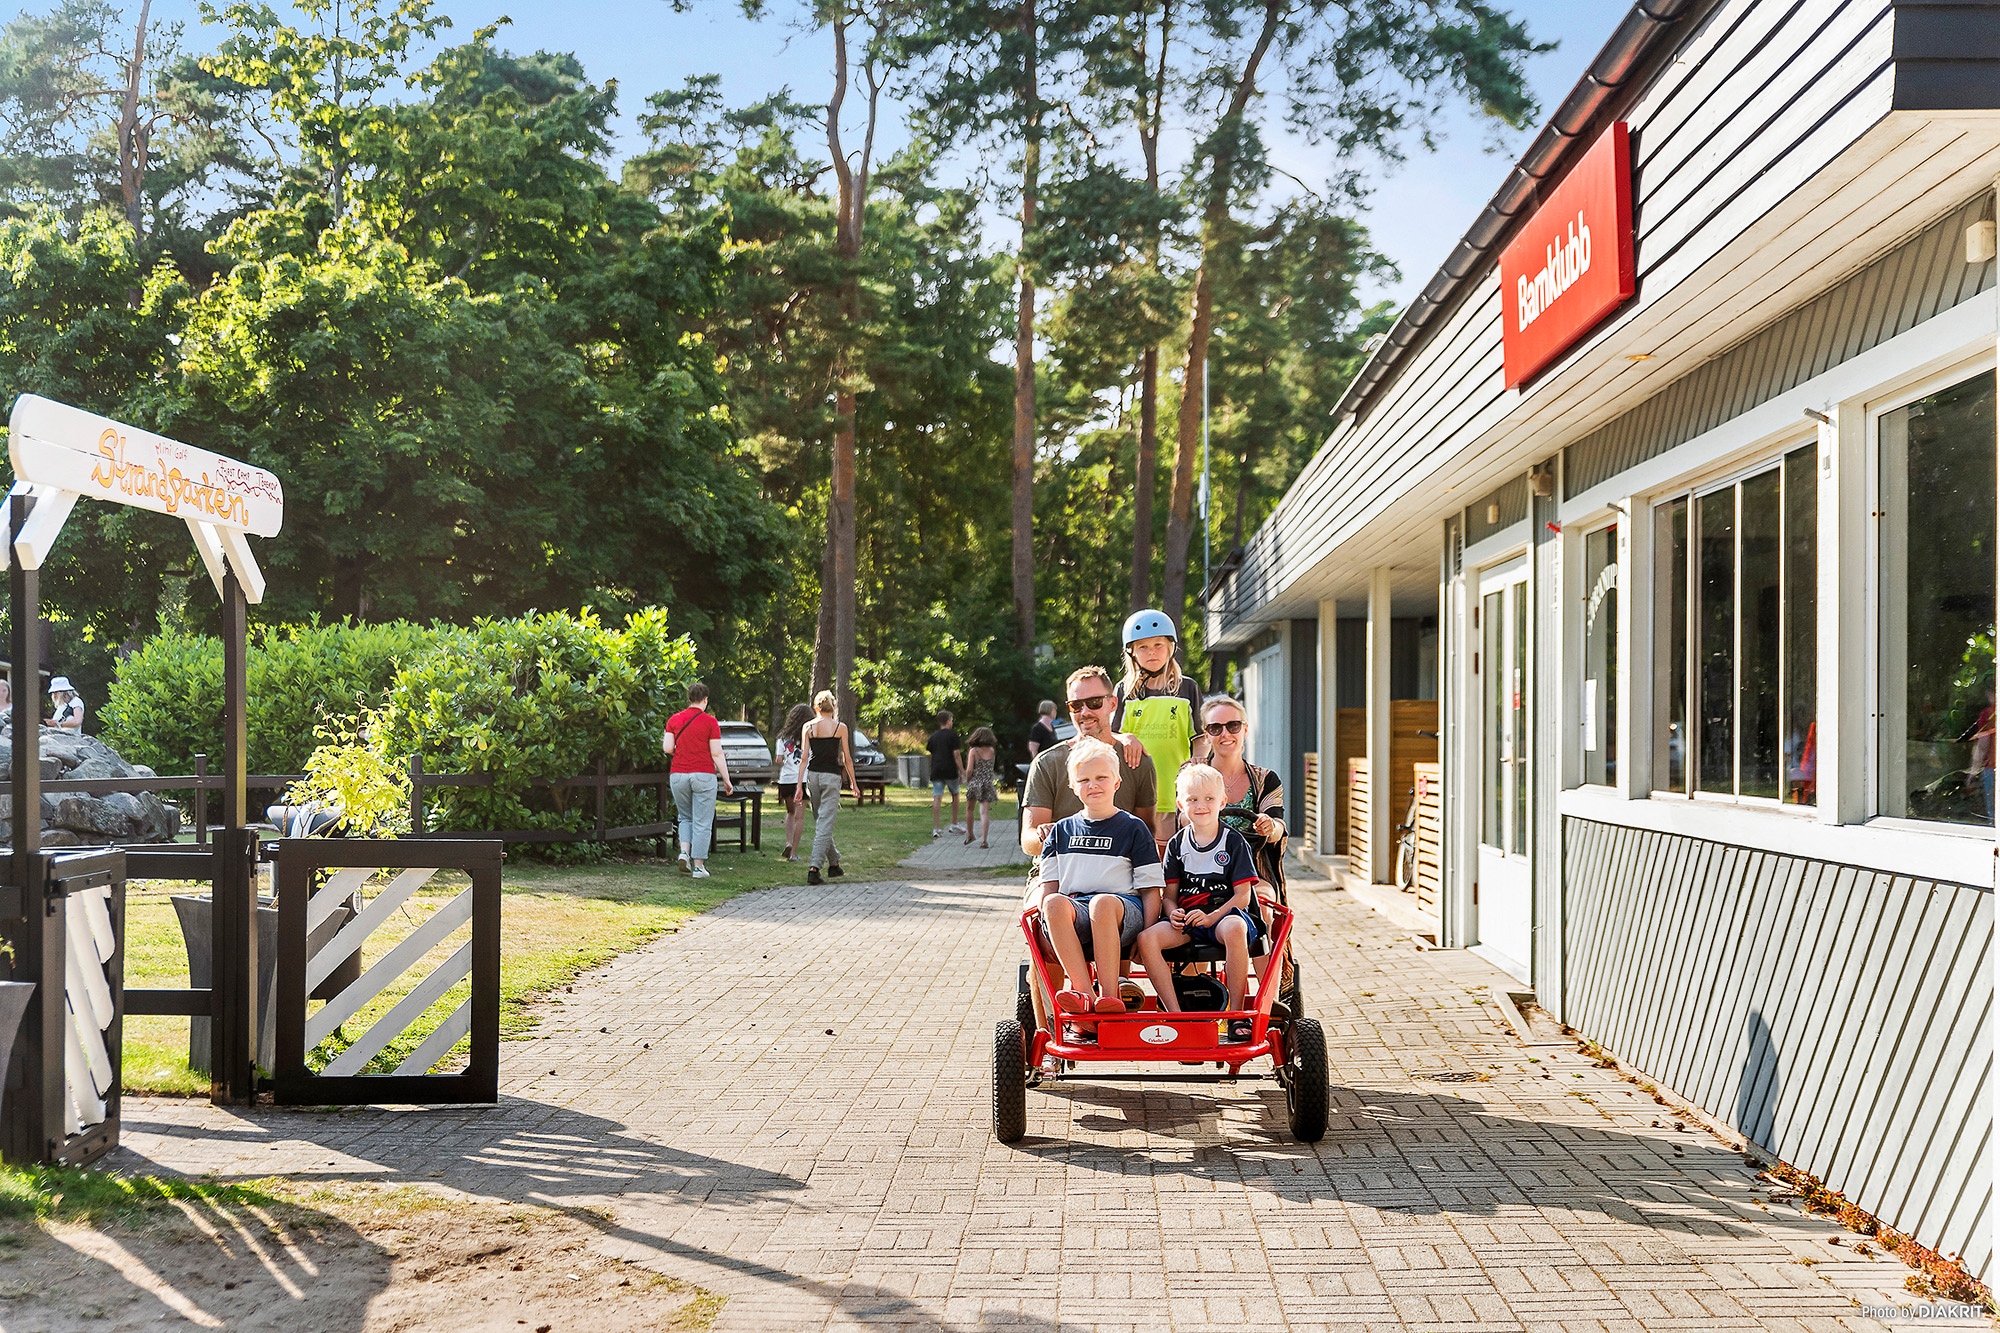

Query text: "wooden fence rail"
[37, 754, 764, 852]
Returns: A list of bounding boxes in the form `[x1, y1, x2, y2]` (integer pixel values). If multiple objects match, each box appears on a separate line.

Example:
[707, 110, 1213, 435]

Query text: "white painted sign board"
[5, 394, 283, 602]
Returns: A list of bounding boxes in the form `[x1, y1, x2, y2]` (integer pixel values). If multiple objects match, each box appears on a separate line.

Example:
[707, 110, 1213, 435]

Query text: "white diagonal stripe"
[65, 913, 112, 1032]
[306, 888, 472, 1048]
[305, 867, 437, 993]
[82, 885, 115, 962]
[308, 867, 375, 932]
[393, 998, 471, 1076]
[321, 941, 472, 1077]
[67, 986, 112, 1098]
[63, 1000, 101, 1131]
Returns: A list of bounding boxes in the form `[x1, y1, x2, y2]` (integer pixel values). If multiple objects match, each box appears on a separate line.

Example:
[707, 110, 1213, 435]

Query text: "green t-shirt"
[1112, 676, 1204, 784]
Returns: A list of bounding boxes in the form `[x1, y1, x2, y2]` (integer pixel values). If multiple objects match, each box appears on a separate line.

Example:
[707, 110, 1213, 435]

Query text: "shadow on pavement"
[1024, 1079, 1806, 1245]
[117, 1095, 1056, 1333]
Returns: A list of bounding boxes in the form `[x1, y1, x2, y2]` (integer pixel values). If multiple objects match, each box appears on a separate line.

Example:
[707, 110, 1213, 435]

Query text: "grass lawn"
[121, 783, 954, 1093]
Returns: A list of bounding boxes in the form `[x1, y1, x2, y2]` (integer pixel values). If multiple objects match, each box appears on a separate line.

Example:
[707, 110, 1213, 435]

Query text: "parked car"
[717, 721, 775, 785]
[849, 728, 891, 785]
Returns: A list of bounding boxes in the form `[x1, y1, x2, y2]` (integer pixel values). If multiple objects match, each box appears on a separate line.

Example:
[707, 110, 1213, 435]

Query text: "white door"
[1476, 560, 1533, 982]
[1244, 643, 1286, 777]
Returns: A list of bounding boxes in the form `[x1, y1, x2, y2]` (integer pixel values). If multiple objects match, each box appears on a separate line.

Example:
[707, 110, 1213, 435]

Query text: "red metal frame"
[1019, 892, 1295, 1072]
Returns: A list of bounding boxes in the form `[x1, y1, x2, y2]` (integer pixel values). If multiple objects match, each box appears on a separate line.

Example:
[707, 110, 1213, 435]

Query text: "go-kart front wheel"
[1284, 1017, 1328, 1142]
[993, 1019, 1028, 1143]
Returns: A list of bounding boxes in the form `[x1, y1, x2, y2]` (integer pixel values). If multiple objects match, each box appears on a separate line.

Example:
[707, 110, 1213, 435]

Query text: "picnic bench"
[710, 785, 764, 850]
[850, 777, 887, 807]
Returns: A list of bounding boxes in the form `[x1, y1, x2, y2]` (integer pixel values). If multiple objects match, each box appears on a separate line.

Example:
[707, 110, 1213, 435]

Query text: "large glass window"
[1879, 372, 1996, 826]
[1653, 444, 1817, 803]
[1581, 524, 1618, 786]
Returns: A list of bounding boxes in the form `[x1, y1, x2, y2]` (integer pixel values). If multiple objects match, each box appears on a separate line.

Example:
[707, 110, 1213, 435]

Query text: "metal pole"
[209, 566, 255, 1105]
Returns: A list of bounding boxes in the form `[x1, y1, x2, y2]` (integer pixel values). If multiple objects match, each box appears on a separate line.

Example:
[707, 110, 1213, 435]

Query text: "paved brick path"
[116, 866, 1943, 1331]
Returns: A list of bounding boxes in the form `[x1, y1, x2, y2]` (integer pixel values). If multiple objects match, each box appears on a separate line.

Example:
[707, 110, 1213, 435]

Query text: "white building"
[1209, 0, 1998, 1278]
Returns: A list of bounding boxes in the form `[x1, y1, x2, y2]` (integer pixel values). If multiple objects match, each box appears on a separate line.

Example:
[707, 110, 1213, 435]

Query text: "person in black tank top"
[799, 692, 858, 883]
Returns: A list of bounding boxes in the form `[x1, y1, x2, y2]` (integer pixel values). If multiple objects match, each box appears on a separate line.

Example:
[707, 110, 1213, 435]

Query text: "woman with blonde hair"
[799, 690, 857, 885]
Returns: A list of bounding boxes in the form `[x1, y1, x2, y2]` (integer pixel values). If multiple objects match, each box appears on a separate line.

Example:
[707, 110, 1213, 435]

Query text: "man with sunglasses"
[1020, 666, 1160, 862]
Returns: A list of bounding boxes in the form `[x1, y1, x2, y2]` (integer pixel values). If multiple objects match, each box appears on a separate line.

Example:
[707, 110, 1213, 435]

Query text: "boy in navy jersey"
[1039, 737, 1164, 1035]
[1135, 763, 1263, 1041]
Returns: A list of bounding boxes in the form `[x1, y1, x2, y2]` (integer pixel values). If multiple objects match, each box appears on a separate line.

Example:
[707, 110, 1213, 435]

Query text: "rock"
[0, 726, 181, 845]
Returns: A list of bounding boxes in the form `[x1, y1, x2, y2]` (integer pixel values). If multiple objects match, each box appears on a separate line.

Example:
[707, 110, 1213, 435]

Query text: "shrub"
[101, 620, 438, 775]
[376, 607, 697, 839]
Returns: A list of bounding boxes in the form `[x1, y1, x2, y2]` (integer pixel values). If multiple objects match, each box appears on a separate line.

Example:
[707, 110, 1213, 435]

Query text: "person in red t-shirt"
[663, 681, 734, 878]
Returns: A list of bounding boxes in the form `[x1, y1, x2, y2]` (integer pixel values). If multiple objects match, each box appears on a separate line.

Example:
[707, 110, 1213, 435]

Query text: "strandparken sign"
[6, 394, 282, 603]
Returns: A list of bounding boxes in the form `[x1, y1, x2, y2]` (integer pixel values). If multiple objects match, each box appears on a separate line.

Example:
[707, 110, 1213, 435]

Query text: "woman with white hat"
[49, 677, 82, 732]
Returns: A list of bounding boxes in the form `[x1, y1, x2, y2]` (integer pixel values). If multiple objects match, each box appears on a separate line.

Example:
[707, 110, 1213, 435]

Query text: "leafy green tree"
[1156, 0, 1547, 626]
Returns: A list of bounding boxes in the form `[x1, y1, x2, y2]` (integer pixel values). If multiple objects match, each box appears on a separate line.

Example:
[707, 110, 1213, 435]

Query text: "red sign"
[1499, 122, 1635, 389]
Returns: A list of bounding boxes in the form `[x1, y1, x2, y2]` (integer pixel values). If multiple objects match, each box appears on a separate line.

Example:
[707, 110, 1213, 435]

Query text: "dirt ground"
[0, 1180, 721, 1332]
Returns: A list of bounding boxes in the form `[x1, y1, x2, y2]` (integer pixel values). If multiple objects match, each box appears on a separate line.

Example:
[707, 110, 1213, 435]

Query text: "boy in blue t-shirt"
[1135, 763, 1263, 1041]
[1039, 737, 1164, 1034]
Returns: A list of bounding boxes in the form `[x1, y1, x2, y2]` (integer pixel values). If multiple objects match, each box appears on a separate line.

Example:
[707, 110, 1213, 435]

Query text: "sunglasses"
[1203, 719, 1245, 736]
[1067, 694, 1112, 713]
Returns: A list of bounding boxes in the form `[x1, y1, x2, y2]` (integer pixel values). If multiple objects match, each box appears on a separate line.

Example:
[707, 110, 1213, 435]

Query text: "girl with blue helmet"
[1112, 608, 1207, 788]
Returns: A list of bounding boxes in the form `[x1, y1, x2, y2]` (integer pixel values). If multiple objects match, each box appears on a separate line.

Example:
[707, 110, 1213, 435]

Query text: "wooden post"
[655, 778, 667, 859]
[209, 568, 256, 1106]
[594, 760, 608, 842]
[408, 754, 424, 835]
[1, 490, 56, 1164]
[192, 753, 208, 846]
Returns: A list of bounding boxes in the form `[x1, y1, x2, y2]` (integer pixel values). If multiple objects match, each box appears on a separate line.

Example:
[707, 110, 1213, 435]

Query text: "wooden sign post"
[2, 395, 283, 1117]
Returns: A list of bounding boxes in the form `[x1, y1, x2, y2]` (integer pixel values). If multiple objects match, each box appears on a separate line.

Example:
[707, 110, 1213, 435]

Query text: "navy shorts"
[1189, 907, 1261, 950]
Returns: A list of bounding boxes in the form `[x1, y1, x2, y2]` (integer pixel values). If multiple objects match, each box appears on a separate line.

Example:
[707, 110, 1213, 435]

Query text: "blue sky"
[72, 0, 1626, 310]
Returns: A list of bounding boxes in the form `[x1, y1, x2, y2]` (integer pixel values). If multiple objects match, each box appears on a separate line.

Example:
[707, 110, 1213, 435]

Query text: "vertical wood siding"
[1564, 193, 1995, 496]
[1564, 816, 1992, 1277]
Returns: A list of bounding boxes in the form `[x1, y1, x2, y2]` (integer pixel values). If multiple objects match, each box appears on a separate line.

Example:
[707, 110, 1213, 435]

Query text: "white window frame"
[1643, 443, 1816, 810]
[1569, 514, 1622, 791]
[1861, 356, 2000, 834]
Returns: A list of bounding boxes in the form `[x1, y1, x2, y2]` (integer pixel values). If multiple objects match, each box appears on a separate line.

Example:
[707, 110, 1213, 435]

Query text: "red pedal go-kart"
[994, 890, 1327, 1143]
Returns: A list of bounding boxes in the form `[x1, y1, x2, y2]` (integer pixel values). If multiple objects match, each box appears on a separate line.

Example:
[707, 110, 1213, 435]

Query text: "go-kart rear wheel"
[993, 1020, 1028, 1143]
[1285, 1017, 1328, 1143]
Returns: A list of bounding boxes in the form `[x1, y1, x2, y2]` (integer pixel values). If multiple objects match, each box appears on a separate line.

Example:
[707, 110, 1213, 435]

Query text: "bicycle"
[1392, 729, 1442, 892]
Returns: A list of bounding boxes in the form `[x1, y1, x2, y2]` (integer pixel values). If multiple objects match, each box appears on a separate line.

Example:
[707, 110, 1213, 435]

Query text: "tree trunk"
[812, 515, 835, 696]
[832, 392, 858, 730]
[117, 0, 151, 242]
[1130, 1, 1169, 615]
[823, 14, 880, 730]
[1159, 261, 1213, 626]
[1160, 0, 1280, 632]
[1010, 0, 1040, 653]
[1131, 350, 1157, 613]
[1231, 437, 1254, 552]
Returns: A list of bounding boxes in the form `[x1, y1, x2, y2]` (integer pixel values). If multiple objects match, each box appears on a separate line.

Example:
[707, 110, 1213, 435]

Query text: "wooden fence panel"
[1413, 761, 1441, 911]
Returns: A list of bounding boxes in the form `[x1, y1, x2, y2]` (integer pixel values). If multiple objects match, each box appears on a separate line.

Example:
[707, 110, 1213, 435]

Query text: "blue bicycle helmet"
[1122, 608, 1178, 646]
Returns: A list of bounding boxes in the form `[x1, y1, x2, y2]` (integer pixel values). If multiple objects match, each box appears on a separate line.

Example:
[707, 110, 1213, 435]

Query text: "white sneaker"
[678, 855, 690, 872]
[691, 865, 710, 879]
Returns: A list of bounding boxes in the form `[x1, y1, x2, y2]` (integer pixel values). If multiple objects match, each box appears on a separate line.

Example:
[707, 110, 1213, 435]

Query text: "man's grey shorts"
[1049, 892, 1144, 955]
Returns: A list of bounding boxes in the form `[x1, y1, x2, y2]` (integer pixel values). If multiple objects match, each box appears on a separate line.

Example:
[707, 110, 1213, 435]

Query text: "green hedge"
[100, 620, 438, 775]
[376, 607, 697, 837]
